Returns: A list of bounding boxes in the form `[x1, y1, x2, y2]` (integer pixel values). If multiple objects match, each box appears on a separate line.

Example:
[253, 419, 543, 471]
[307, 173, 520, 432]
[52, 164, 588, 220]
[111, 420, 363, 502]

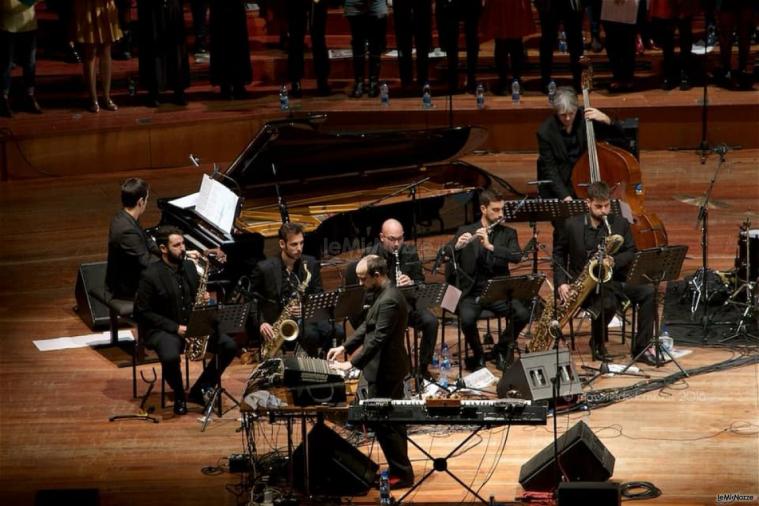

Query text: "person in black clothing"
[393, 0, 432, 92]
[287, 0, 330, 97]
[345, 0, 387, 98]
[435, 0, 481, 93]
[534, 0, 584, 92]
[344, 219, 439, 379]
[552, 181, 656, 363]
[536, 86, 625, 203]
[209, 0, 252, 99]
[328, 255, 414, 490]
[105, 178, 160, 300]
[136, 0, 191, 107]
[250, 222, 341, 357]
[134, 226, 239, 415]
[446, 189, 530, 371]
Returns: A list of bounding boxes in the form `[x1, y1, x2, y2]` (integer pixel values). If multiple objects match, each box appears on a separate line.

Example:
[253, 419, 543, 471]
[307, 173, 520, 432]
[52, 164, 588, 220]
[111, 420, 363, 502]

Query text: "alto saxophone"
[186, 256, 211, 361]
[260, 262, 312, 360]
[528, 217, 624, 353]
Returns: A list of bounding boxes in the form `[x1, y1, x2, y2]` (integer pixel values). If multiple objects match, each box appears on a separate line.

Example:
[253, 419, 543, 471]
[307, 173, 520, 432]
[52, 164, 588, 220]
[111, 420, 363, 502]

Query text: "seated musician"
[134, 226, 239, 415]
[552, 181, 656, 364]
[344, 219, 439, 379]
[328, 255, 414, 490]
[446, 189, 530, 371]
[250, 222, 342, 357]
[536, 86, 625, 203]
[105, 178, 160, 300]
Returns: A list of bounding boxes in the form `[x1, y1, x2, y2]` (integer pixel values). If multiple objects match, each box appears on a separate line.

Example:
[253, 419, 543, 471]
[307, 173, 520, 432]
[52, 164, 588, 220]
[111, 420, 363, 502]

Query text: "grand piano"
[153, 115, 517, 289]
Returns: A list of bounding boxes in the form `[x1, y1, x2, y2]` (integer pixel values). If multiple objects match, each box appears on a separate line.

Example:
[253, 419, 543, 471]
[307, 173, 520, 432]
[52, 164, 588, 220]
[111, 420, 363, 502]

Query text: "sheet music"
[195, 174, 239, 234]
[441, 284, 462, 313]
[169, 192, 199, 209]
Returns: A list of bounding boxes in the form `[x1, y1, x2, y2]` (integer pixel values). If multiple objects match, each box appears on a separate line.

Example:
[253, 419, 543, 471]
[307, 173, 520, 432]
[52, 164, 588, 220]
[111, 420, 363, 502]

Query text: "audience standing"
[345, 0, 388, 98]
[1, 0, 42, 117]
[209, 0, 252, 99]
[480, 0, 535, 96]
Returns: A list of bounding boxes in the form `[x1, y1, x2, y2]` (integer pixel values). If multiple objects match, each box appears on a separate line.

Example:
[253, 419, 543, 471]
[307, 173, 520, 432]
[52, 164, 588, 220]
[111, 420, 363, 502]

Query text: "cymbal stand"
[720, 220, 759, 343]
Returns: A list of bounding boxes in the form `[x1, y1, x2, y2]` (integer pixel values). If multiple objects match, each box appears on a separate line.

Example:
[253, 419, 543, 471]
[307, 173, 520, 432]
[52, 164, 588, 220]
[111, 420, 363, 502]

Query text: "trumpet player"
[446, 189, 530, 372]
[249, 222, 342, 357]
[345, 219, 439, 379]
[553, 181, 656, 364]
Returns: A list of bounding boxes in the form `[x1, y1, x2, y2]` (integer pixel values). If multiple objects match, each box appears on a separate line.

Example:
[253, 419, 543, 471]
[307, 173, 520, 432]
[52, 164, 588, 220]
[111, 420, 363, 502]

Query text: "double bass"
[571, 72, 668, 249]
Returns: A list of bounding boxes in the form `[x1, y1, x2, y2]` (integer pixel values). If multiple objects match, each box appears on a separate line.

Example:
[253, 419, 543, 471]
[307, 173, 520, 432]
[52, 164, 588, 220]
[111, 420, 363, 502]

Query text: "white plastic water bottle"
[511, 80, 521, 104]
[660, 325, 673, 352]
[380, 82, 389, 106]
[559, 31, 567, 53]
[547, 80, 557, 104]
[379, 470, 392, 505]
[422, 82, 432, 109]
[279, 84, 289, 111]
[475, 83, 485, 110]
[440, 342, 450, 370]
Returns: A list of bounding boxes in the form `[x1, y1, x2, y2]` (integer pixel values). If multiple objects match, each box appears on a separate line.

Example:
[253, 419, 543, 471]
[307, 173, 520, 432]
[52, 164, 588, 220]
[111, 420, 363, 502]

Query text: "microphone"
[527, 180, 552, 185]
[432, 246, 447, 275]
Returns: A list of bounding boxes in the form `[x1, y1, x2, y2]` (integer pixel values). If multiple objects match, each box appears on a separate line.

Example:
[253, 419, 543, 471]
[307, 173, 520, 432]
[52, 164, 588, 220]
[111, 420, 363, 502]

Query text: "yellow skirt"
[71, 0, 122, 45]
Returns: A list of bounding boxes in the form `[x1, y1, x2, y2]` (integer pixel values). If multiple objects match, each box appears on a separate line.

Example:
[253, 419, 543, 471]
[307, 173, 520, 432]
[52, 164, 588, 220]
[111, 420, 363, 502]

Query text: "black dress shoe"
[173, 91, 188, 106]
[679, 71, 691, 91]
[145, 94, 160, 108]
[464, 355, 485, 371]
[388, 474, 414, 490]
[635, 351, 658, 366]
[316, 80, 332, 96]
[64, 44, 81, 64]
[290, 80, 303, 98]
[0, 96, 12, 118]
[661, 77, 675, 91]
[494, 346, 515, 371]
[349, 81, 364, 98]
[188, 385, 213, 406]
[173, 399, 188, 415]
[368, 79, 380, 98]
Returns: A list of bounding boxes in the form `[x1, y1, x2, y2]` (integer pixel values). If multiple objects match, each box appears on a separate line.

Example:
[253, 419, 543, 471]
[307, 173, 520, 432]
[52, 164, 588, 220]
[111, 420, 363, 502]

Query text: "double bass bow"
[571, 67, 668, 249]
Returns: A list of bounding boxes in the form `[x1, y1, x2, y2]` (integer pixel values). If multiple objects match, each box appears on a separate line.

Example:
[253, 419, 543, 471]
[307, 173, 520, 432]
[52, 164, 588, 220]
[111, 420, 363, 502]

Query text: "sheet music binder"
[185, 303, 249, 338]
[477, 274, 545, 306]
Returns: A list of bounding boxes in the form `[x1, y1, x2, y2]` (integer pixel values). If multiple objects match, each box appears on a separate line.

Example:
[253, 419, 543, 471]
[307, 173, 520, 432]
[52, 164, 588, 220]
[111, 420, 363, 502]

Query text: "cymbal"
[673, 194, 730, 209]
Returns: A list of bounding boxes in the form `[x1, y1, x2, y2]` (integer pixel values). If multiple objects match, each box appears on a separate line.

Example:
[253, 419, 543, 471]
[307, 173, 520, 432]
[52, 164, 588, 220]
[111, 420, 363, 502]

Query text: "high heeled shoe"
[88, 100, 100, 113]
[102, 98, 118, 111]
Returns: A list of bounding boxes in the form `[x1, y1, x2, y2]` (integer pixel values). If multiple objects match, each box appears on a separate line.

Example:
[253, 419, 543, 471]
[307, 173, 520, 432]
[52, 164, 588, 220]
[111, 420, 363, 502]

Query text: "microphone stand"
[271, 162, 290, 223]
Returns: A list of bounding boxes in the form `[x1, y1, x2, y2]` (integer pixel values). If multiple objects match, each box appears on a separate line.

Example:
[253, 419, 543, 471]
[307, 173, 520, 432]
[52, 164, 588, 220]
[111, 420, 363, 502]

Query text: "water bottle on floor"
[380, 82, 389, 107]
[547, 81, 557, 105]
[379, 470, 392, 505]
[422, 83, 432, 109]
[475, 83, 485, 110]
[511, 80, 521, 104]
[279, 84, 289, 112]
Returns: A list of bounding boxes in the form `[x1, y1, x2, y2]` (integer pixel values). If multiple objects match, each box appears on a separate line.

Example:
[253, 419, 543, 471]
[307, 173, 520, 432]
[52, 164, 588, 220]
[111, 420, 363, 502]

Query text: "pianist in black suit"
[250, 222, 342, 357]
[344, 219, 439, 379]
[328, 255, 414, 490]
[134, 226, 239, 415]
[105, 178, 160, 300]
[446, 189, 530, 372]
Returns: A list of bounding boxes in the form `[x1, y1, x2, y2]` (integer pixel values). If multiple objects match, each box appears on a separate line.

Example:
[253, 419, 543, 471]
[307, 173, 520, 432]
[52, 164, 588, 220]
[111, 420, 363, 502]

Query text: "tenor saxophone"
[260, 262, 312, 360]
[186, 256, 211, 361]
[528, 218, 624, 352]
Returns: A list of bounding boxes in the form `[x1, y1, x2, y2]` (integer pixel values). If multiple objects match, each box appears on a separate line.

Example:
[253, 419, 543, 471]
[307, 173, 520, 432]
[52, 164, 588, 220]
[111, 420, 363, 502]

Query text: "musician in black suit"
[446, 189, 530, 371]
[134, 226, 238, 415]
[328, 255, 414, 490]
[105, 178, 160, 300]
[552, 181, 656, 364]
[536, 87, 624, 202]
[344, 219, 439, 379]
[249, 222, 341, 357]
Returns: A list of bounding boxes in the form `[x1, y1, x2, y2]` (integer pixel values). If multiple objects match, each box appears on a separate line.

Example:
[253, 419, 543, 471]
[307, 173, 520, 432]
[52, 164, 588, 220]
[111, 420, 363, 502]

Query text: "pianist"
[105, 177, 160, 300]
[327, 255, 415, 490]
[249, 222, 342, 357]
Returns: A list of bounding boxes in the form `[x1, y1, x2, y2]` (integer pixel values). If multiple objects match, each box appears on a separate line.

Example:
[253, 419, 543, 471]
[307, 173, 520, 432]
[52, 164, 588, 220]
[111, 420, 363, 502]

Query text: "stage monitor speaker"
[519, 421, 615, 492]
[497, 349, 581, 401]
[557, 481, 621, 506]
[74, 261, 110, 330]
[293, 422, 378, 496]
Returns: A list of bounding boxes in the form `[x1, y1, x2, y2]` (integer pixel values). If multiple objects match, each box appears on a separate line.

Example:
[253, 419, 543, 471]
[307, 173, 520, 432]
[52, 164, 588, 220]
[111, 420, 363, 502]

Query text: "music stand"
[187, 303, 249, 431]
[305, 286, 366, 350]
[621, 246, 689, 375]
[399, 283, 448, 388]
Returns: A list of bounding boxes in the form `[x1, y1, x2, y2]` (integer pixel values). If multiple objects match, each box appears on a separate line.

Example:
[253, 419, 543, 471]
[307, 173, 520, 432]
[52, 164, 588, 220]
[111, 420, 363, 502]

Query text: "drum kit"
[673, 194, 758, 341]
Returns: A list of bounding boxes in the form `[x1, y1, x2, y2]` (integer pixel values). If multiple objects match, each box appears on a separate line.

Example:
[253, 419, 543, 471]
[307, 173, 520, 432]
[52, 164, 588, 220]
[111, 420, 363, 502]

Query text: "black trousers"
[147, 330, 237, 399]
[494, 38, 526, 85]
[393, 0, 432, 86]
[603, 21, 637, 83]
[409, 307, 439, 369]
[367, 380, 414, 481]
[585, 282, 655, 356]
[190, 0, 209, 49]
[295, 319, 344, 357]
[652, 17, 694, 79]
[1, 30, 36, 93]
[435, 0, 481, 90]
[536, 3, 584, 89]
[287, 0, 329, 83]
[458, 296, 531, 359]
[347, 14, 387, 82]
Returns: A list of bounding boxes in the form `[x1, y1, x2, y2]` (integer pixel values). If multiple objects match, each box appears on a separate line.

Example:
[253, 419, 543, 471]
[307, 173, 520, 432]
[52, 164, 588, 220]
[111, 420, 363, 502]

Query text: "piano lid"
[224, 117, 488, 189]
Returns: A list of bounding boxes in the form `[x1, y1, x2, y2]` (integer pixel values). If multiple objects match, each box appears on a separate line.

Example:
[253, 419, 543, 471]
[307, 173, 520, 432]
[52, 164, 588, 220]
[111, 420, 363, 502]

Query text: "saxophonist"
[249, 222, 342, 357]
[445, 189, 530, 372]
[552, 181, 656, 363]
[134, 226, 238, 415]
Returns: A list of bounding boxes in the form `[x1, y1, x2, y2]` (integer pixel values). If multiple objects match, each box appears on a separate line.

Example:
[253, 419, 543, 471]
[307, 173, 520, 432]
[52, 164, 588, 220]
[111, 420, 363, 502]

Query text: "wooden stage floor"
[0, 147, 758, 505]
